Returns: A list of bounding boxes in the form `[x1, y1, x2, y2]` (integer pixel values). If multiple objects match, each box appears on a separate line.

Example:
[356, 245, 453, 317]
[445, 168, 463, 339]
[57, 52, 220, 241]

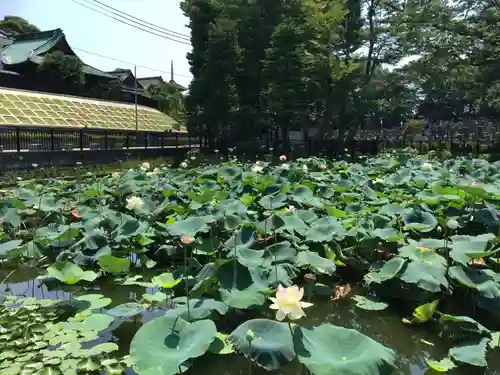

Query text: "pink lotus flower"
[279, 155, 287, 161]
[269, 284, 313, 321]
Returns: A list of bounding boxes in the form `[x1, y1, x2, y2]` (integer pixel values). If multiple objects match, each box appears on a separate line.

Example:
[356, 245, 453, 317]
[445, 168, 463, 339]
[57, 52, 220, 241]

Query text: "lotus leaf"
[151, 272, 182, 289]
[352, 295, 389, 311]
[293, 323, 396, 375]
[46, 262, 98, 284]
[449, 337, 489, 367]
[130, 316, 216, 375]
[106, 302, 145, 317]
[229, 319, 295, 370]
[97, 255, 131, 274]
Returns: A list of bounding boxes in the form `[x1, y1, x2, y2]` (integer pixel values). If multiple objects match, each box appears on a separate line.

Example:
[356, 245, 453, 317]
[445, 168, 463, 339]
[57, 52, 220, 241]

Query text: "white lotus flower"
[318, 163, 327, 170]
[146, 171, 155, 177]
[126, 196, 143, 212]
[252, 164, 264, 173]
[191, 156, 196, 160]
[180, 161, 188, 168]
[140, 162, 150, 171]
[302, 165, 308, 172]
[153, 168, 160, 173]
[32, 163, 38, 168]
[111, 172, 120, 178]
[281, 163, 290, 170]
[421, 162, 433, 171]
[269, 284, 313, 321]
[287, 205, 296, 213]
[447, 219, 459, 230]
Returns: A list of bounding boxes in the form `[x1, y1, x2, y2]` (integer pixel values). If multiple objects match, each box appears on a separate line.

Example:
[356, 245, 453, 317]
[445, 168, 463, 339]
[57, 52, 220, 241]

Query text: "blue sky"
[1, 0, 193, 87]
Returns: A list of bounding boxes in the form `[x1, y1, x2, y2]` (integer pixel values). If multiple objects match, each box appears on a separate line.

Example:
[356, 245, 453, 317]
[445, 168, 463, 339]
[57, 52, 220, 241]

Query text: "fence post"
[16, 127, 20, 152]
[160, 134, 164, 148]
[79, 129, 84, 151]
[50, 129, 55, 151]
[176, 133, 179, 149]
[104, 130, 108, 150]
[144, 132, 148, 149]
[126, 133, 130, 149]
[188, 136, 191, 149]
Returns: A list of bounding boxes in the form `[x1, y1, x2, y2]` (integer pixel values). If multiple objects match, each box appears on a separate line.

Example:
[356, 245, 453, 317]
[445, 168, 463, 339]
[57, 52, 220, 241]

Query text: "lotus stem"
[183, 244, 190, 322]
[0, 269, 16, 285]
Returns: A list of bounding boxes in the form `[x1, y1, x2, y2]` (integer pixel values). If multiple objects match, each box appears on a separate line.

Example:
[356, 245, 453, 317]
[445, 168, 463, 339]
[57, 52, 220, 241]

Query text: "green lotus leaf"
[449, 234, 498, 265]
[404, 300, 439, 324]
[219, 285, 266, 309]
[142, 292, 167, 303]
[398, 241, 447, 266]
[306, 217, 346, 242]
[293, 323, 396, 375]
[403, 208, 437, 232]
[352, 295, 389, 311]
[88, 342, 119, 355]
[151, 272, 182, 289]
[449, 336, 489, 367]
[448, 266, 500, 299]
[107, 302, 145, 317]
[296, 250, 336, 275]
[400, 260, 448, 293]
[258, 194, 287, 210]
[208, 332, 234, 355]
[46, 262, 98, 285]
[263, 241, 297, 266]
[165, 217, 210, 237]
[130, 316, 216, 375]
[75, 294, 111, 310]
[97, 255, 130, 274]
[229, 319, 295, 370]
[77, 358, 101, 372]
[166, 297, 229, 320]
[489, 332, 500, 349]
[0, 239, 23, 258]
[425, 357, 456, 372]
[439, 314, 490, 335]
[365, 257, 406, 284]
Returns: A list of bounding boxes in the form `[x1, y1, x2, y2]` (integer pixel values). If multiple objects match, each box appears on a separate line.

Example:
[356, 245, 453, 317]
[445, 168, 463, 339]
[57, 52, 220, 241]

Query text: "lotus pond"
[1, 152, 500, 375]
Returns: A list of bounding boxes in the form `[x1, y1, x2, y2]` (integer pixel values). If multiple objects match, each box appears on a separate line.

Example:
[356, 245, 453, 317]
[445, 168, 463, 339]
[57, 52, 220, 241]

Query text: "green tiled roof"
[137, 76, 164, 90]
[0, 28, 115, 79]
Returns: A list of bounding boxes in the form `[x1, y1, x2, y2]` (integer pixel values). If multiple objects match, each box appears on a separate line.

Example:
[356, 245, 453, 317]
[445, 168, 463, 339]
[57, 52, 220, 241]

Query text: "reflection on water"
[1, 269, 499, 375]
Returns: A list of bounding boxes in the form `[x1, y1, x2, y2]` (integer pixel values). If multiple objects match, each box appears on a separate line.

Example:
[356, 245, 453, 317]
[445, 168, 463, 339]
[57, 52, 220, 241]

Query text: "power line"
[73, 46, 192, 78]
[71, 0, 191, 46]
[87, 0, 190, 40]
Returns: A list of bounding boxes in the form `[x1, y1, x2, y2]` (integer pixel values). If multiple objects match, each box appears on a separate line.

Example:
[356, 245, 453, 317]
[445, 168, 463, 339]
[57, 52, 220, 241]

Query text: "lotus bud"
[180, 161, 188, 168]
[279, 155, 287, 162]
[245, 329, 255, 343]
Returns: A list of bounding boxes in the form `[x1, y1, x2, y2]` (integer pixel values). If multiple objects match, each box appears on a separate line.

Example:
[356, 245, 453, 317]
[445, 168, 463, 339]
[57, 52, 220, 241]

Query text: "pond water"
[1, 267, 499, 375]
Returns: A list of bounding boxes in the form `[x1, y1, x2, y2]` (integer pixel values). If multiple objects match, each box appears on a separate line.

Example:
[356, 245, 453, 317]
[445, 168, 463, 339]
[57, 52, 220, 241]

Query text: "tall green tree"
[37, 51, 85, 95]
[0, 16, 40, 35]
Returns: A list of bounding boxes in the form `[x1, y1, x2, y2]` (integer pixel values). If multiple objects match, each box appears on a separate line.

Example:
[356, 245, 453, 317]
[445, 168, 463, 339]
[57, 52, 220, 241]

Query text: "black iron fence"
[0, 126, 198, 152]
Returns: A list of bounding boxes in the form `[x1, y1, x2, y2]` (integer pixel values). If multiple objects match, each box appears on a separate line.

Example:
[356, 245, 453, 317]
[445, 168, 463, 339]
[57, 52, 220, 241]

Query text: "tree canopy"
[181, 0, 500, 148]
[0, 16, 40, 35]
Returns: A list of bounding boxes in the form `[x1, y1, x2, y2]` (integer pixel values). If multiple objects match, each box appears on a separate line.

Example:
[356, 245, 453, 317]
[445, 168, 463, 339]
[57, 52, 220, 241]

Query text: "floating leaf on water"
[88, 342, 119, 355]
[151, 272, 182, 289]
[98, 255, 131, 274]
[229, 319, 295, 370]
[106, 303, 145, 318]
[425, 357, 456, 372]
[130, 316, 216, 375]
[142, 292, 167, 303]
[449, 336, 489, 367]
[208, 332, 234, 355]
[46, 262, 98, 285]
[77, 358, 101, 372]
[75, 294, 112, 310]
[352, 295, 389, 311]
[293, 323, 396, 375]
